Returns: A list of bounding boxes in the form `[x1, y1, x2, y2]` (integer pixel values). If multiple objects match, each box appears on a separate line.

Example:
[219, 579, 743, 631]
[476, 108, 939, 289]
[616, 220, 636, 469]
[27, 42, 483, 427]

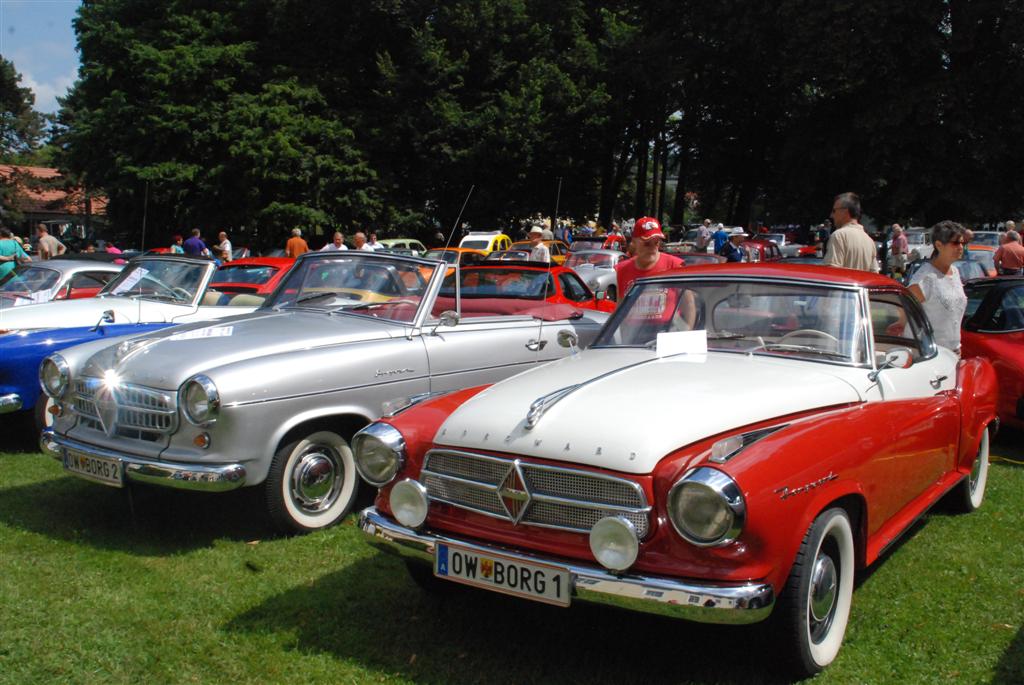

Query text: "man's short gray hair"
[1008, 230, 1021, 243]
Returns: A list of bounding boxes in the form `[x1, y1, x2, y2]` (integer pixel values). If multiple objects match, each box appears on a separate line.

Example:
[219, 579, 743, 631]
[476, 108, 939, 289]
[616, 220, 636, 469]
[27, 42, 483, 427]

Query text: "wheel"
[955, 427, 989, 512]
[777, 329, 839, 347]
[775, 507, 855, 677]
[264, 430, 360, 533]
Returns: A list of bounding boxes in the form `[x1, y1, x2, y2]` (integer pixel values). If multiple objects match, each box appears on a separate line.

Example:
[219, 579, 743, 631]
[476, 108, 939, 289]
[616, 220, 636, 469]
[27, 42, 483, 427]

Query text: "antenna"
[444, 185, 475, 250]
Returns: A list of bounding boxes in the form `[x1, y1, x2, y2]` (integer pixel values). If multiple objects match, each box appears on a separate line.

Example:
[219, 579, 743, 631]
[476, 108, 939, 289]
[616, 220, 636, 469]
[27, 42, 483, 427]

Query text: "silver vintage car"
[39, 251, 609, 532]
[563, 249, 626, 301]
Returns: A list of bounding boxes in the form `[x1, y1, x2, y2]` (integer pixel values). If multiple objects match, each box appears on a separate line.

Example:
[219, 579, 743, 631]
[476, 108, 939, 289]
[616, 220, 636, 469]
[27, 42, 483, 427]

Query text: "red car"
[355, 263, 996, 677]
[435, 261, 616, 315]
[209, 257, 294, 297]
[741, 238, 783, 262]
[962, 276, 1024, 430]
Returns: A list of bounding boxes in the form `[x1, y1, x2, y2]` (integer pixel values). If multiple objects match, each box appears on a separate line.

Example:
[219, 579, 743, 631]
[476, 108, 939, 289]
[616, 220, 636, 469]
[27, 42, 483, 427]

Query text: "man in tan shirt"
[35, 224, 67, 260]
[823, 192, 879, 272]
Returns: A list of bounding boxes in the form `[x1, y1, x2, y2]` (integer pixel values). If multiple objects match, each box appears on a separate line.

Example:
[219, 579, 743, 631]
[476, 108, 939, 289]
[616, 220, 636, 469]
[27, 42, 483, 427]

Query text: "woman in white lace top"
[907, 221, 969, 353]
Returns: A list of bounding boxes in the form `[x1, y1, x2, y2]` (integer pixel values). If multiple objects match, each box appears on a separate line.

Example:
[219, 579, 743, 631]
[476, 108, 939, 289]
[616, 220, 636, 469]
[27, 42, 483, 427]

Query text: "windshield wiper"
[747, 341, 847, 360]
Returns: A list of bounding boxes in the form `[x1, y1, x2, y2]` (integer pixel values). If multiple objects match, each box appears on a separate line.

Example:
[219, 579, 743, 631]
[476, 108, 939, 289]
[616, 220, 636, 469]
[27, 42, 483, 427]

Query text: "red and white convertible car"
[355, 263, 997, 677]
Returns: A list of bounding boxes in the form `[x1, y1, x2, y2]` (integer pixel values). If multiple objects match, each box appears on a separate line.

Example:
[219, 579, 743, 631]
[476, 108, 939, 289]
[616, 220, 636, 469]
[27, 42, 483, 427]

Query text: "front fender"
[957, 356, 998, 470]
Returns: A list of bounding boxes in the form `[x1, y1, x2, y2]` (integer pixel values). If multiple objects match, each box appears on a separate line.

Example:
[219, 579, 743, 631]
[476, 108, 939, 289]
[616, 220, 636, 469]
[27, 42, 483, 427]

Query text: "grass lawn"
[0, 432, 1021, 684]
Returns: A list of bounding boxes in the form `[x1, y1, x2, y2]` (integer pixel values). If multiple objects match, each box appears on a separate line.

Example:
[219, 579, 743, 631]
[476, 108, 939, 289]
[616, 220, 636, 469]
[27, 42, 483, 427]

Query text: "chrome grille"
[72, 377, 177, 441]
[421, 449, 651, 537]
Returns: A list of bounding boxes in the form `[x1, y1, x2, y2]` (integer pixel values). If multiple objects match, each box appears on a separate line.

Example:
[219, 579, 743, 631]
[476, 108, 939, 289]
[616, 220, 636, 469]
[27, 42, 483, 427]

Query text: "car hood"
[434, 348, 863, 474]
[80, 309, 400, 389]
[0, 295, 186, 329]
[0, 323, 173, 355]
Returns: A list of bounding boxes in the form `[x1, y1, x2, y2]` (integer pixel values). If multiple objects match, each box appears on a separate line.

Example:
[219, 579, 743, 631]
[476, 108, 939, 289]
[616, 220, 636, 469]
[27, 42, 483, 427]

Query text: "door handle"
[526, 339, 548, 351]
[930, 375, 948, 389]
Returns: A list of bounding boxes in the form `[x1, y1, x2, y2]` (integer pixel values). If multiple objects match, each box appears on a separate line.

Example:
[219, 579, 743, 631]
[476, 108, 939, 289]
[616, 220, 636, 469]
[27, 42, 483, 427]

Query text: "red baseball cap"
[633, 217, 665, 240]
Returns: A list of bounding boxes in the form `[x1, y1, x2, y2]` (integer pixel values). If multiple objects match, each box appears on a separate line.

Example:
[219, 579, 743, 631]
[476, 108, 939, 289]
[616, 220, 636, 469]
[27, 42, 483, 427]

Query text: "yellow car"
[458, 231, 512, 254]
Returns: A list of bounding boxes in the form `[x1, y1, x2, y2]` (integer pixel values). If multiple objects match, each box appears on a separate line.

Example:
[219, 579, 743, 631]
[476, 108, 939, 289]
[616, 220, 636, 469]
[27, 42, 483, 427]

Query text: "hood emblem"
[525, 385, 579, 430]
[94, 384, 119, 437]
[497, 462, 531, 524]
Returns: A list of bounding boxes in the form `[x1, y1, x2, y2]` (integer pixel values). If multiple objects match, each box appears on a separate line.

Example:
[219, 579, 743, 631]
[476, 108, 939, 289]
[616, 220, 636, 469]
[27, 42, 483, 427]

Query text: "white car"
[0, 255, 262, 334]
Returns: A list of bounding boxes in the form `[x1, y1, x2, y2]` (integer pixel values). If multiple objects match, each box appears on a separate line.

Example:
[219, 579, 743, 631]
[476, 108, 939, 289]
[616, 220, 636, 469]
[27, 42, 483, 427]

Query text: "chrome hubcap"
[809, 553, 838, 624]
[291, 448, 341, 512]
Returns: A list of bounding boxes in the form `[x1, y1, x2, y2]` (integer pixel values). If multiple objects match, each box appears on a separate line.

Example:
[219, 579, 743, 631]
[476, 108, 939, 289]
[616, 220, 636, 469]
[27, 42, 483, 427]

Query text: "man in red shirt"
[615, 217, 684, 296]
[994, 230, 1024, 275]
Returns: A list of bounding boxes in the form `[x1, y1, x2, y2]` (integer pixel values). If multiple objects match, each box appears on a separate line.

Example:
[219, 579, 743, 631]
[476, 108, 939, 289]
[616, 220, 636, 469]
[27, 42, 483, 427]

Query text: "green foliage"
[51, 1, 1024, 245]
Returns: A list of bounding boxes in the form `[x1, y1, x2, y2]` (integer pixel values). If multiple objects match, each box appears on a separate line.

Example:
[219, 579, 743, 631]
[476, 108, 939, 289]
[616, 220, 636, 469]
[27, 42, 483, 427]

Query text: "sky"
[0, 0, 81, 114]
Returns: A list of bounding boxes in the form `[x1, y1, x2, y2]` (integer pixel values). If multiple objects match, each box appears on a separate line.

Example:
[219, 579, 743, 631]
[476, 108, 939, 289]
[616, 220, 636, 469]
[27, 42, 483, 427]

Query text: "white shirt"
[910, 261, 967, 351]
[320, 243, 348, 251]
[218, 239, 232, 261]
[358, 243, 375, 251]
[530, 242, 551, 263]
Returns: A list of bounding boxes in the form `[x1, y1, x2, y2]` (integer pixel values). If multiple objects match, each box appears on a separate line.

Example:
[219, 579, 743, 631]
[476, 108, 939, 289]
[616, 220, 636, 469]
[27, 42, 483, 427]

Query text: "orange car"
[509, 240, 570, 265]
[423, 247, 489, 275]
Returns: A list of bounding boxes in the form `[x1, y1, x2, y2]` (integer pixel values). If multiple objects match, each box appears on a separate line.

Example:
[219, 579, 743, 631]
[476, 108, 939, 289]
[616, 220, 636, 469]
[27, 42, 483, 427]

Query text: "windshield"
[765, 233, 785, 244]
[0, 265, 60, 301]
[440, 267, 553, 300]
[425, 250, 457, 264]
[906, 232, 928, 245]
[212, 264, 278, 285]
[100, 259, 207, 303]
[594, 279, 866, 364]
[971, 233, 1000, 247]
[268, 253, 435, 322]
[485, 250, 531, 261]
[565, 253, 616, 269]
[460, 239, 490, 250]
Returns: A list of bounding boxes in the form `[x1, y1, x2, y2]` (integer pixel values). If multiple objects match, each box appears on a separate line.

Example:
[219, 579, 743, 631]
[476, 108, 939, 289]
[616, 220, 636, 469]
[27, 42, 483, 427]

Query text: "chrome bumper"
[0, 393, 23, 414]
[359, 507, 774, 625]
[41, 431, 247, 493]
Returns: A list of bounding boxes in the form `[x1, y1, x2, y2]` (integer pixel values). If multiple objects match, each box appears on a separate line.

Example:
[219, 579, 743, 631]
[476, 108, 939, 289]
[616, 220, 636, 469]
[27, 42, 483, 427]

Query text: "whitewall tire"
[265, 430, 360, 533]
[777, 507, 855, 677]
[958, 427, 989, 513]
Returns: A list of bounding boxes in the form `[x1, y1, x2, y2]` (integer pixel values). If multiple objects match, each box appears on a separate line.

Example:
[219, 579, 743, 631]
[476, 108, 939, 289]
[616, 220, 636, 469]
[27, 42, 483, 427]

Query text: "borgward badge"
[497, 461, 531, 524]
[94, 385, 119, 437]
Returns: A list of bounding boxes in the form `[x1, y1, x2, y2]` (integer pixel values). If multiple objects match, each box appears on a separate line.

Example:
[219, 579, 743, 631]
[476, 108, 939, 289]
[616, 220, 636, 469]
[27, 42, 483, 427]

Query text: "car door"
[420, 313, 557, 393]
[867, 289, 960, 510]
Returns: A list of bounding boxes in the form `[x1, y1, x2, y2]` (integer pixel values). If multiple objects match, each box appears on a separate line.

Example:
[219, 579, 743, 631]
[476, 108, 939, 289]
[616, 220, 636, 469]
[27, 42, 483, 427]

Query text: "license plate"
[62, 449, 124, 488]
[434, 543, 571, 607]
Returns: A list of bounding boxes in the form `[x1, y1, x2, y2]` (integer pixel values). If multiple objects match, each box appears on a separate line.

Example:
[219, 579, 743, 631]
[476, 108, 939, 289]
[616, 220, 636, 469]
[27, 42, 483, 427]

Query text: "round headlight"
[353, 422, 406, 486]
[181, 375, 219, 425]
[667, 467, 745, 546]
[589, 516, 639, 571]
[390, 478, 429, 529]
[39, 355, 70, 398]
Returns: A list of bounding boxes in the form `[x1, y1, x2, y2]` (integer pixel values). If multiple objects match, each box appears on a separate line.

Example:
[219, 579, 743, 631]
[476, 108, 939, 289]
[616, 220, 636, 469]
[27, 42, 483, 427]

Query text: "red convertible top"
[655, 262, 901, 289]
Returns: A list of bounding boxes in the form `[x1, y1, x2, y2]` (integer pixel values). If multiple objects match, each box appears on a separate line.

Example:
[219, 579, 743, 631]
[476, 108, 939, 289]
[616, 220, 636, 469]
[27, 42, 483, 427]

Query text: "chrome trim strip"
[41, 431, 246, 493]
[0, 393, 23, 413]
[359, 507, 774, 625]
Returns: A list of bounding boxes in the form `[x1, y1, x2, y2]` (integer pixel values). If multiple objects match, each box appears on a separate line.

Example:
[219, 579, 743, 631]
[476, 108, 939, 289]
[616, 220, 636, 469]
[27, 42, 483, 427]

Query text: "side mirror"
[557, 329, 579, 353]
[868, 347, 913, 382]
[431, 310, 460, 334]
[92, 309, 115, 332]
[594, 290, 606, 301]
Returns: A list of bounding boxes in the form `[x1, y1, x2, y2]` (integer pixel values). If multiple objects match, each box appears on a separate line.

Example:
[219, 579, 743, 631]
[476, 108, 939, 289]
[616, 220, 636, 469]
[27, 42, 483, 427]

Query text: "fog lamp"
[390, 478, 429, 529]
[589, 516, 639, 572]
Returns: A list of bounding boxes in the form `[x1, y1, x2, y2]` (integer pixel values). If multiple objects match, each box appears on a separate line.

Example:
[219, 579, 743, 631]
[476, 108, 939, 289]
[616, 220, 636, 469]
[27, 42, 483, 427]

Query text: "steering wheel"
[170, 286, 193, 300]
[777, 329, 839, 347]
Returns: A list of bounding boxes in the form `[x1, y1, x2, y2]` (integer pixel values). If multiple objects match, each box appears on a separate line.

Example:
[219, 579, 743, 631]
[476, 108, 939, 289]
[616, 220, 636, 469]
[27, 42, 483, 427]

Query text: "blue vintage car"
[0, 322, 172, 432]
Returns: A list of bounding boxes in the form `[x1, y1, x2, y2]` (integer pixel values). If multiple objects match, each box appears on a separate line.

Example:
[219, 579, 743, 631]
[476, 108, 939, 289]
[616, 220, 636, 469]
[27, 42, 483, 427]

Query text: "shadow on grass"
[992, 426, 1024, 467]
[0, 465, 272, 554]
[227, 554, 797, 685]
[994, 625, 1024, 685]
